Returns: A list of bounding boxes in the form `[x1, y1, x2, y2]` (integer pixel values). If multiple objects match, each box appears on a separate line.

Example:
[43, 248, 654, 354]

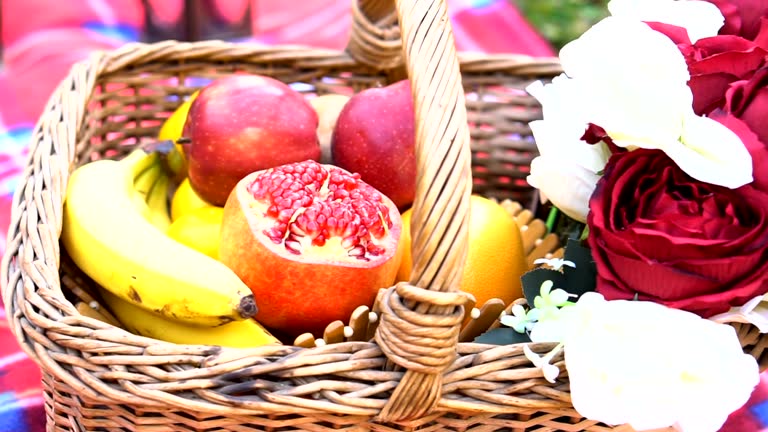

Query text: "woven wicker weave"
[1, 1, 765, 431]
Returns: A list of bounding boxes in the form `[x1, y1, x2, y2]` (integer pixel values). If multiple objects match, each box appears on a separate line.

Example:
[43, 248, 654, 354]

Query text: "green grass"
[513, 0, 610, 50]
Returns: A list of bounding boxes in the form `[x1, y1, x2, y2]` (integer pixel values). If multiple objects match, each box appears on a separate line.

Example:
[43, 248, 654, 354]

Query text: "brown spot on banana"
[127, 287, 142, 304]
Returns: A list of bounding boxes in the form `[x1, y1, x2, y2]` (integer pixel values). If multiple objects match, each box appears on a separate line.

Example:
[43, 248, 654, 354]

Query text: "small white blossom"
[523, 343, 564, 383]
[533, 257, 577, 271]
[500, 304, 536, 333]
[533, 281, 577, 320]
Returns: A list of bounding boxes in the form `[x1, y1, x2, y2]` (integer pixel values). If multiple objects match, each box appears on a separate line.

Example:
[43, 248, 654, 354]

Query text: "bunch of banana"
[131, 155, 172, 231]
[62, 149, 260, 329]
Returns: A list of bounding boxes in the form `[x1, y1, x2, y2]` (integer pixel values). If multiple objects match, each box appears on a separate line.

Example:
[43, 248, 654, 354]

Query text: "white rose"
[530, 293, 760, 432]
[527, 16, 752, 196]
[525, 76, 610, 223]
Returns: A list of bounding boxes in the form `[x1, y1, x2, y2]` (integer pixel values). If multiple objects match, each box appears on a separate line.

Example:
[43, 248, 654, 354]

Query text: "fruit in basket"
[219, 160, 403, 336]
[171, 177, 215, 221]
[99, 287, 279, 348]
[61, 149, 258, 326]
[131, 159, 172, 231]
[158, 91, 199, 183]
[166, 206, 225, 260]
[331, 79, 416, 210]
[397, 195, 527, 308]
[309, 94, 351, 164]
[182, 75, 321, 206]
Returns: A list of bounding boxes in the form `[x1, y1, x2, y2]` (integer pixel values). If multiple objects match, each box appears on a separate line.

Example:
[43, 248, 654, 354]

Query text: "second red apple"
[331, 80, 416, 210]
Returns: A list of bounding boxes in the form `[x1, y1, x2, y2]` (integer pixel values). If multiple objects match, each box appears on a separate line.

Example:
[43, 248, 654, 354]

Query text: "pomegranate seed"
[367, 244, 385, 256]
[250, 160, 395, 259]
[348, 245, 366, 257]
[285, 239, 302, 255]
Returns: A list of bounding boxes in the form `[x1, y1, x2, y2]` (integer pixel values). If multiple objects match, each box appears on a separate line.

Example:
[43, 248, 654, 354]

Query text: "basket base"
[42, 371, 642, 432]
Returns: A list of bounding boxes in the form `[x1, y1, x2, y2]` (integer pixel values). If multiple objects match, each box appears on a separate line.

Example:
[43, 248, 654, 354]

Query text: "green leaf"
[521, 238, 597, 304]
[474, 327, 532, 345]
[562, 238, 597, 297]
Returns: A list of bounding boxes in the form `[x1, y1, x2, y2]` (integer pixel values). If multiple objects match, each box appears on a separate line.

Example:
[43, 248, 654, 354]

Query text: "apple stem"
[176, 137, 192, 145]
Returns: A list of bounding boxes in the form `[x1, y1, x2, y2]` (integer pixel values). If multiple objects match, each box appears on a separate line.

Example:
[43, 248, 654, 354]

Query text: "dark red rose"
[645, 21, 767, 115]
[687, 36, 767, 114]
[707, 0, 768, 44]
[587, 148, 768, 318]
[724, 67, 768, 144]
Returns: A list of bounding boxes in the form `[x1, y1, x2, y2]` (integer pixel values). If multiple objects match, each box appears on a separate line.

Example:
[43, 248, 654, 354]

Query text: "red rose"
[706, 0, 768, 45]
[647, 20, 767, 115]
[725, 67, 768, 144]
[687, 36, 767, 114]
[587, 148, 768, 318]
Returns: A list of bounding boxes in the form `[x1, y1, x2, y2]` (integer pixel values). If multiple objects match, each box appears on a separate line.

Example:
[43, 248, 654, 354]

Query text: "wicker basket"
[2, 1, 765, 431]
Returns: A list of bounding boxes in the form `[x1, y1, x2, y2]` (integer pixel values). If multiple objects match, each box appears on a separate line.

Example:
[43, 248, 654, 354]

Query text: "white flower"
[526, 77, 610, 223]
[531, 292, 760, 432]
[533, 257, 576, 271]
[607, 0, 725, 43]
[710, 295, 768, 333]
[500, 304, 536, 333]
[523, 343, 564, 383]
[527, 156, 602, 223]
[528, 16, 753, 196]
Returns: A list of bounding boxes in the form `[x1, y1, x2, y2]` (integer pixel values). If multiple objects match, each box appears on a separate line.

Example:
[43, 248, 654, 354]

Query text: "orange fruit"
[396, 195, 528, 307]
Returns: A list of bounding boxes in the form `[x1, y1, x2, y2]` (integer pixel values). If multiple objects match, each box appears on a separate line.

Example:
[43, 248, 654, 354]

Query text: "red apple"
[219, 160, 403, 337]
[182, 75, 320, 206]
[331, 80, 416, 210]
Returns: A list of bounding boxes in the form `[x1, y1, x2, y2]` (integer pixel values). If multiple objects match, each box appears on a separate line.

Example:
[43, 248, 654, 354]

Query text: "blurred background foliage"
[514, 0, 610, 50]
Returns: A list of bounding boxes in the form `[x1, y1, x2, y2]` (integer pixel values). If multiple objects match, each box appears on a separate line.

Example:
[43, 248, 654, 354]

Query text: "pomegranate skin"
[219, 165, 404, 337]
[183, 74, 321, 206]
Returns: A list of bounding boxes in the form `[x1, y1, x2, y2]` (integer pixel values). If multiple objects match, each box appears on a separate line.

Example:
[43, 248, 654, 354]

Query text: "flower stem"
[579, 225, 590, 241]
[546, 206, 559, 233]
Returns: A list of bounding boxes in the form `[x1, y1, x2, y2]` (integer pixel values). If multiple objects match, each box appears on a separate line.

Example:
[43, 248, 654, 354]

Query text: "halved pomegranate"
[219, 160, 404, 336]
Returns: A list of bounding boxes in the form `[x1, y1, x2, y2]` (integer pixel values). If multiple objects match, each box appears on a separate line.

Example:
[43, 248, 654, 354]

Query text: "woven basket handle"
[349, 0, 474, 422]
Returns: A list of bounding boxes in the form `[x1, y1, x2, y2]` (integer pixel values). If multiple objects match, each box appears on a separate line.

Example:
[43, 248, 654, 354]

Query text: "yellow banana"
[99, 287, 279, 348]
[145, 173, 172, 231]
[133, 161, 162, 200]
[62, 149, 258, 326]
[132, 160, 164, 222]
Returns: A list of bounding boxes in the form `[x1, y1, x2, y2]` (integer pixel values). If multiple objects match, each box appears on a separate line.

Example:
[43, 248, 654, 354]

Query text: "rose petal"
[711, 110, 768, 192]
[689, 72, 740, 115]
[528, 118, 610, 173]
[560, 17, 690, 86]
[607, 0, 725, 43]
[755, 17, 768, 50]
[726, 68, 768, 144]
[710, 295, 768, 332]
[662, 114, 753, 189]
[645, 21, 694, 45]
[527, 156, 600, 223]
[707, 0, 742, 37]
